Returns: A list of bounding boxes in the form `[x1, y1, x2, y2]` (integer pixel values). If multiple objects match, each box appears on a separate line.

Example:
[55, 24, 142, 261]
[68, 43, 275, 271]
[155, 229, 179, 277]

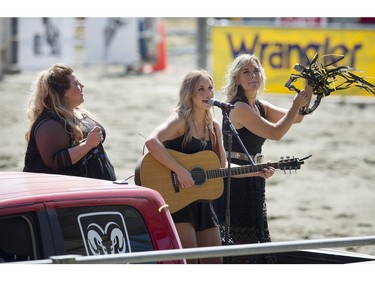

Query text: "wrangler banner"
[211, 25, 375, 96]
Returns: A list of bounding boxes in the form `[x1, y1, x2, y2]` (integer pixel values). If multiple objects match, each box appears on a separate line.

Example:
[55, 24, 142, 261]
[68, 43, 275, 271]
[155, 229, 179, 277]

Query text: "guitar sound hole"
[190, 167, 206, 186]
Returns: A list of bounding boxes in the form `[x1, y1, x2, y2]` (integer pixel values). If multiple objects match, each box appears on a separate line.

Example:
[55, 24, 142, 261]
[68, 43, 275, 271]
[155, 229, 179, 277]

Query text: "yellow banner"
[211, 26, 375, 96]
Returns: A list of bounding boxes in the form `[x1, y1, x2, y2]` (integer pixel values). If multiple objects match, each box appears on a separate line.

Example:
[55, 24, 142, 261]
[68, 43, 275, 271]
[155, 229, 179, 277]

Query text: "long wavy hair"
[175, 70, 217, 148]
[25, 64, 91, 144]
[223, 53, 266, 103]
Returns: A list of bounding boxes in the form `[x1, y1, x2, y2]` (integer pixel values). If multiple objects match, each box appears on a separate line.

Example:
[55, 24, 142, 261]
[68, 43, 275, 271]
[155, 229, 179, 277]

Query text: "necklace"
[193, 122, 208, 149]
[198, 127, 208, 149]
[200, 139, 207, 149]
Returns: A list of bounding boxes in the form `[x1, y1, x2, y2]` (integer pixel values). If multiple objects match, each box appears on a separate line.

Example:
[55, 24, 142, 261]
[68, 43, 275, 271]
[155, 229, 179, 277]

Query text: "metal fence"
[21, 235, 375, 264]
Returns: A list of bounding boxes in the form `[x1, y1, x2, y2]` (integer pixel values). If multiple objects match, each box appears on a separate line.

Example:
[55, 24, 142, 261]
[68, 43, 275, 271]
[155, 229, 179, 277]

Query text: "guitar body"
[135, 149, 224, 213]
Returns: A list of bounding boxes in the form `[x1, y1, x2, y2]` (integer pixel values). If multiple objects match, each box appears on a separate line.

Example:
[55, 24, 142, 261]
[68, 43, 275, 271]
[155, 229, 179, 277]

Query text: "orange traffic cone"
[152, 21, 167, 71]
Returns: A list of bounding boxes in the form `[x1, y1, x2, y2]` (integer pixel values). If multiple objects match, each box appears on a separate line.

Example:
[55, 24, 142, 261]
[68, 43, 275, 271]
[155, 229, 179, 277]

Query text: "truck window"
[55, 205, 154, 257]
[0, 214, 39, 262]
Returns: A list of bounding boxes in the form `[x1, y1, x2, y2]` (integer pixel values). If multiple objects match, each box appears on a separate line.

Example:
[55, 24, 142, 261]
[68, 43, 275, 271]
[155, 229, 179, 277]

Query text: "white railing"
[23, 235, 375, 264]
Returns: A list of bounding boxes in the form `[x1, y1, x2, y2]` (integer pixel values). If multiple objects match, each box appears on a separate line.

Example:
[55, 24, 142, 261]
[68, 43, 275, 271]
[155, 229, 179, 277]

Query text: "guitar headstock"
[277, 155, 312, 173]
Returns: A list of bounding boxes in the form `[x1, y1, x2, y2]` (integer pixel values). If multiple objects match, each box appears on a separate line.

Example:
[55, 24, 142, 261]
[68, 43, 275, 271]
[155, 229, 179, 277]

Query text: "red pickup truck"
[0, 171, 184, 264]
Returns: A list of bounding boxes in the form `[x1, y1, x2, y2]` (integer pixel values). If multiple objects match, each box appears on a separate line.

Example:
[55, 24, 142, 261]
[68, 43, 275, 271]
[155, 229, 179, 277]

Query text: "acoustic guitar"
[134, 149, 311, 213]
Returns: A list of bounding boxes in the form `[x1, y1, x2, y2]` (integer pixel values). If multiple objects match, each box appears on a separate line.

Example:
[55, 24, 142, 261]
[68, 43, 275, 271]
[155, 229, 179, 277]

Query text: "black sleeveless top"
[224, 100, 266, 159]
[164, 135, 212, 154]
[23, 110, 116, 181]
[164, 135, 219, 231]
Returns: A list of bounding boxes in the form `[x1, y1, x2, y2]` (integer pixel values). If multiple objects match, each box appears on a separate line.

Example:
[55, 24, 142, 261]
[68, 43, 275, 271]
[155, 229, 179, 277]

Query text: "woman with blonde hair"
[214, 53, 312, 263]
[145, 70, 224, 263]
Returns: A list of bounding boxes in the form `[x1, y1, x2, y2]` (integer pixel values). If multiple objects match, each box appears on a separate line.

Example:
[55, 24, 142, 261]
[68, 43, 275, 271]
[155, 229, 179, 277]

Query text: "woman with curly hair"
[23, 63, 116, 181]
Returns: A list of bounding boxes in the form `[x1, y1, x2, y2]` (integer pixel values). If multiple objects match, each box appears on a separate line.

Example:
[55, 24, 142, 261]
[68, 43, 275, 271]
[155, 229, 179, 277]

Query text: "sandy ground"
[1, 19, 374, 258]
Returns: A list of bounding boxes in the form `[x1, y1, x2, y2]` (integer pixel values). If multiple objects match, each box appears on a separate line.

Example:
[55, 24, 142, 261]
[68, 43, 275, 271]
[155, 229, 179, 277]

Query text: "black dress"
[213, 100, 277, 263]
[164, 135, 219, 231]
[23, 110, 116, 181]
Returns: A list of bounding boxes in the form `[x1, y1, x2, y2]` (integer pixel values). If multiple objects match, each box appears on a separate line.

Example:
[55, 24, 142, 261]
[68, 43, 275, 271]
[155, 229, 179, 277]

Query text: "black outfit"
[23, 110, 116, 181]
[214, 100, 277, 263]
[164, 135, 219, 231]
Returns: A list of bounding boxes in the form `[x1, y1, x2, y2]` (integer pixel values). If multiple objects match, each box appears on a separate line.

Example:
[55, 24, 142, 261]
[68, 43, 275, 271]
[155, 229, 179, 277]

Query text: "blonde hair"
[175, 70, 217, 148]
[25, 64, 91, 144]
[223, 53, 266, 103]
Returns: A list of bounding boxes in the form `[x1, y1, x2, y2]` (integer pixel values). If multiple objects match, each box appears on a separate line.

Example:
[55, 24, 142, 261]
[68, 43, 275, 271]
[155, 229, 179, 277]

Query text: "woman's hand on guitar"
[259, 165, 276, 179]
[176, 168, 195, 188]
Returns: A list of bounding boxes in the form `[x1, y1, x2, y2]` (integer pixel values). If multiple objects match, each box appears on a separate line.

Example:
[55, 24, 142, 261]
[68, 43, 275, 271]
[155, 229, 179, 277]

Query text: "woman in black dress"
[214, 54, 312, 263]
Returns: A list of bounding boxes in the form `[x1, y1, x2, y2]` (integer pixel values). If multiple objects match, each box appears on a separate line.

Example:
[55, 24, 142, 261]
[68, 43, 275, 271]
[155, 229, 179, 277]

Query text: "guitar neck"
[206, 162, 280, 179]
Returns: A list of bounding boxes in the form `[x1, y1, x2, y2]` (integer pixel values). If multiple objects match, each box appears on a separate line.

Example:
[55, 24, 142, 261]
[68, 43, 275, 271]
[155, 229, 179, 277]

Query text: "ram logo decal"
[78, 212, 131, 256]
